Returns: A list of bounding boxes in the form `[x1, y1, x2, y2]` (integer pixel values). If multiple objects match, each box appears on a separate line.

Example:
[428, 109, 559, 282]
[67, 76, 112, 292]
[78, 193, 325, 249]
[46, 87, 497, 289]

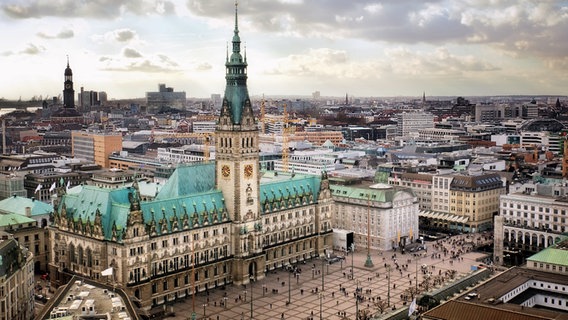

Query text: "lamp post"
[415, 254, 419, 296]
[355, 285, 359, 320]
[250, 276, 254, 320]
[243, 290, 247, 302]
[288, 266, 291, 304]
[351, 243, 355, 280]
[202, 303, 207, 319]
[387, 265, 391, 307]
[319, 293, 323, 320]
[321, 257, 325, 291]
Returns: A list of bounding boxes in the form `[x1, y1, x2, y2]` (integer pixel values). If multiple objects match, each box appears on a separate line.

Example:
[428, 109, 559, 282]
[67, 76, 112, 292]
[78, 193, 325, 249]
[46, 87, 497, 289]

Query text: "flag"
[49, 182, 56, 192]
[408, 298, 417, 316]
[35, 184, 43, 193]
[66, 180, 71, 190]
[101, 267, 113, 276]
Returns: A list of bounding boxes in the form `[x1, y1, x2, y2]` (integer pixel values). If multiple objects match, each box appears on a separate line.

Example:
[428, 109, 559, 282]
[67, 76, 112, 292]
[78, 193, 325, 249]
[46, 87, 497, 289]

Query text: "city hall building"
[47, 4, 333, 314]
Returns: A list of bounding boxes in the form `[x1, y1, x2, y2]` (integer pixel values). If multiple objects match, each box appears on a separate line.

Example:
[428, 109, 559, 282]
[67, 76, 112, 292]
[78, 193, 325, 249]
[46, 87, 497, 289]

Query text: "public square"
[169, 233, 492, 320]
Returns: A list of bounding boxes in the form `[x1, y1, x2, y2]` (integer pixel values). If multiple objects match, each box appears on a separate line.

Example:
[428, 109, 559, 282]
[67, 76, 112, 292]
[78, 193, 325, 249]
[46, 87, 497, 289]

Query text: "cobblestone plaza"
[170, 235, 490, 320]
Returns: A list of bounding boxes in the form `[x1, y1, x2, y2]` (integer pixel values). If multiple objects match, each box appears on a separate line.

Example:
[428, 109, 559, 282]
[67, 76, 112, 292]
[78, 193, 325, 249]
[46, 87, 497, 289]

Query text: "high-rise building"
[48, 4, 333, 314]
[71, 131, 122, 168]
[146, 83, 186, 112]
[395, 112, 434, 137]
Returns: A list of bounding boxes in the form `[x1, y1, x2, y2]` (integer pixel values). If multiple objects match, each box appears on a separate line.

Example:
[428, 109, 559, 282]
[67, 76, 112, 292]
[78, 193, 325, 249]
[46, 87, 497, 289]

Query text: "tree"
[418, 295, 440, 311]
[374, 299, 388, 314]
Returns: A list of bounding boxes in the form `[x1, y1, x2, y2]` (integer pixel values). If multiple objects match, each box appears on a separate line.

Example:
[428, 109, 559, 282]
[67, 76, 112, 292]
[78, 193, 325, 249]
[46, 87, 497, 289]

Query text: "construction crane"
[260, 95, 266, 134]
[282, 103, 289, 172]
[153, 132, 214, 162]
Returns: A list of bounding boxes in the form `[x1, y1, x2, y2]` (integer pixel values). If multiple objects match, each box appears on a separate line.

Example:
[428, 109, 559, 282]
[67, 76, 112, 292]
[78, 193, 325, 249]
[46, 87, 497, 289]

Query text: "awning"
[419, 210, 469, 224]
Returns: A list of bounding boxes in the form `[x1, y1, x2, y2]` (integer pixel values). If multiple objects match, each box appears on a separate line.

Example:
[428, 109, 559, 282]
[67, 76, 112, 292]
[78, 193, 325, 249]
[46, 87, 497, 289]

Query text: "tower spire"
[218, 0, 250, 127]
[232, 0, 241, 54]
[234, 1, 239, 34]
[66, 54, 69, 68]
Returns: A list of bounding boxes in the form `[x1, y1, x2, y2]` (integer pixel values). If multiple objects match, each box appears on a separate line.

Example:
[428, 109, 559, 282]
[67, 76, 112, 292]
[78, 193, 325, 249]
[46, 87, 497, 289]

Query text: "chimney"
[25, 207, 31, 217]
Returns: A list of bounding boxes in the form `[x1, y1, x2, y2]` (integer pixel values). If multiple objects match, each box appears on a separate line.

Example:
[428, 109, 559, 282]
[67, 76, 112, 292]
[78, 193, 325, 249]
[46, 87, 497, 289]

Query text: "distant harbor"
[0, 107, 40, 117]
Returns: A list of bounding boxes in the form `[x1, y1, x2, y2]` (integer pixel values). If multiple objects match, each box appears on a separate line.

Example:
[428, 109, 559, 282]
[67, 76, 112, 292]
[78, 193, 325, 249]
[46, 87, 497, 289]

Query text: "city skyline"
[1, 0, 567, 100]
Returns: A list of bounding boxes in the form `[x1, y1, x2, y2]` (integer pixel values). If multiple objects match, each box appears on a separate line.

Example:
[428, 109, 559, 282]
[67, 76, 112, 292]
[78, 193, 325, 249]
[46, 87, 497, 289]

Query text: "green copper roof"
[155, 163, 216, 200]
[259, 172, 321, 214]
[141, 189, 227, 235]
[222, 2, 250, 125]
[0, 196, 53, 216]
[0, 213, 36, 227]
[57, 163, 228, 240]
[59, 185, 131, 241]
[330, 184, 411, 203]
[527, 240, 568, 266]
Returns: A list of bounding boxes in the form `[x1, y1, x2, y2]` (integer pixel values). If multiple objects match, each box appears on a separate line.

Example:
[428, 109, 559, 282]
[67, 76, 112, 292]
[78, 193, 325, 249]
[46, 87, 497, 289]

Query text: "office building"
[395, 112, 434, 137]
[71, 131, 123, 168]
[146, 83, 186, 112]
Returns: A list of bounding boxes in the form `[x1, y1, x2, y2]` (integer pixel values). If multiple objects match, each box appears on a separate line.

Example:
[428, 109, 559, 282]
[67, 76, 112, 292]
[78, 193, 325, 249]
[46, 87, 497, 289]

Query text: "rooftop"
[427, 267, 568, 320]
[37, 276, 138, 320]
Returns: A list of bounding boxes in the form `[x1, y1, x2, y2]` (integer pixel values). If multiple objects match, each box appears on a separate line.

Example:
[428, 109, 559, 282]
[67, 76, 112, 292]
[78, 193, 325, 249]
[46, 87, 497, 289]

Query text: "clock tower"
[215, 2, 263, 284]
[63, 56, 75, 109]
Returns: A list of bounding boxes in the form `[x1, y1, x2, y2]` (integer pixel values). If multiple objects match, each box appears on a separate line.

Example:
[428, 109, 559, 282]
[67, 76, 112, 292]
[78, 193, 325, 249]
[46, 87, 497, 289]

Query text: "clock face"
[221, 165, 230, 178]
[65, 83, 71, 89]
[244, 164, 253, 178]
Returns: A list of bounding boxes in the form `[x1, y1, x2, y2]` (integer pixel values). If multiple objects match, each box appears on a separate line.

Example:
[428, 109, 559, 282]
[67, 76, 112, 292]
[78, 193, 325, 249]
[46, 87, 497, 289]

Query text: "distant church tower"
[215, 2, 263, 284]
[63, 57, 75, 108]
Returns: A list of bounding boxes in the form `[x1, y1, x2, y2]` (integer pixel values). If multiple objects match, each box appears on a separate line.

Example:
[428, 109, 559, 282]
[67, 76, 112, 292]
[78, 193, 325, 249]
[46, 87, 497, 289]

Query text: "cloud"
[265, 46, 499, 81]
[99, 51, 179, 73]
[265, 48, 379, 79]
[37, 28, 74, 39]
[186, 0, 568, 70]
[92, 28, 140, 45]
[123, 48, 142, 58]
[384, 47, 500, 77]
[112, 29, 137, 42]
[2, 0, 176, 19]
[195, 62, 212, 71]
[1, 44, 45, 56]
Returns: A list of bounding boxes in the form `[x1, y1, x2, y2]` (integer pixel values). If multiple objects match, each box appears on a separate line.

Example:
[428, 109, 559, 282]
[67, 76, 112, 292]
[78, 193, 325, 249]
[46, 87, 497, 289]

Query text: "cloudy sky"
[1, 0, 567, 100]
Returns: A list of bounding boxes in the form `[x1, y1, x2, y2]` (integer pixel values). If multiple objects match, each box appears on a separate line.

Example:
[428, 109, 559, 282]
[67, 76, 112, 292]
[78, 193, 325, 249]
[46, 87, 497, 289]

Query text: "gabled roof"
[259, 172, 321, 214]
[58, 185, 132, 241]
[155, 163, 216, 200]
[0, 196, 53, 216]
[140, 189, 227, 235]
